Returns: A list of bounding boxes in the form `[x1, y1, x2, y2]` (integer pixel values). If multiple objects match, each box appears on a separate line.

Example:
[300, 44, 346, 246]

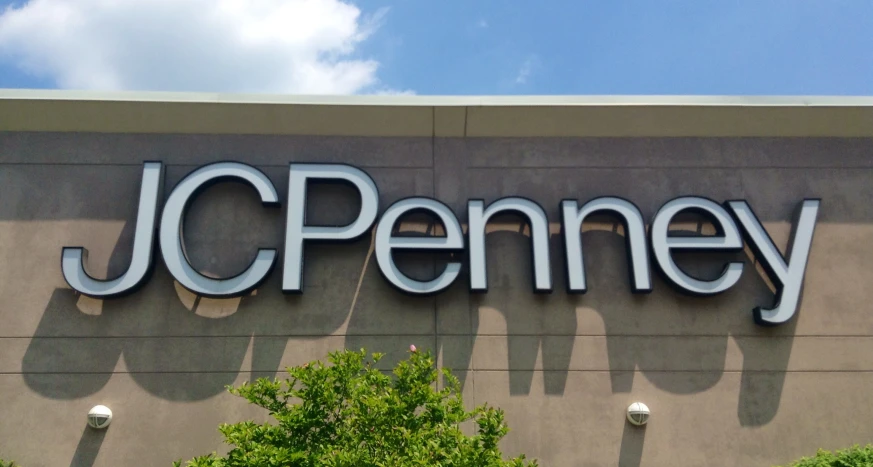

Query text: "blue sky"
[0, 0, 871, 95]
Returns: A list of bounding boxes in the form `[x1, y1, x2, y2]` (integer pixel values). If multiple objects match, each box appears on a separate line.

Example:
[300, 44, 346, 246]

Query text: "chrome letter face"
[159, 162, 279, 297]
[728, 199, 820, 326]
[468, 198, 553, 293]
[282, 164, 379, 293]
[62, 162, 163, 298]
[375, 198, 464, 294]
[59, 159, 821, 327]
[650, 197, 744, 296]
[561, 197, 651, 294]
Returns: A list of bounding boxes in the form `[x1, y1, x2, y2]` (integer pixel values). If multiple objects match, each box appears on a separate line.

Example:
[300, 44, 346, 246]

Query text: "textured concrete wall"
[1, 132, 872, 466]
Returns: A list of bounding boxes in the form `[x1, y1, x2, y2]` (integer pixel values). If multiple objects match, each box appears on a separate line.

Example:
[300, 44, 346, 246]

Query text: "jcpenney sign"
[62, 162, 820, 327]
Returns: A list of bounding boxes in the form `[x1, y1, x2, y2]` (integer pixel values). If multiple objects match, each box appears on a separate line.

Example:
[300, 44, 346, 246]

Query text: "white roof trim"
[1, 88, 872, 107]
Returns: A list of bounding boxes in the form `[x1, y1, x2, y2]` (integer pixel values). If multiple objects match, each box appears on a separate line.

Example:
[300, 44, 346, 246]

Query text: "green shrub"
[0, 460, 20, 467]
[175, 348, 536, 467]
[776, 444, 873, 467]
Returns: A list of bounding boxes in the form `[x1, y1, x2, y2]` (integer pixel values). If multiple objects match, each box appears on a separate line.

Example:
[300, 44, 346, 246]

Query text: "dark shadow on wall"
[22, 222, 798, 429]
[466, 225, 577, 396]
[21, 179, 798, 430]
[70, 425, 106, 467]
[22, 181, 362, 401]
[734, 202, 810, 427]
[450, 216, 796, 427]
[567, 223, 797, 428]
[23, 176, 448, 402]
[618, 424, 646, 467]
[342, 217, 470, 386]
[23, 269, 361, 402]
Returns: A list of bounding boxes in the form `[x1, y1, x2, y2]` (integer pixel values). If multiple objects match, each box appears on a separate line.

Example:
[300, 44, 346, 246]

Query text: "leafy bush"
[175, 347, 536, 467]
[776, 444, 873, 467]
[0, 460, 20, 467]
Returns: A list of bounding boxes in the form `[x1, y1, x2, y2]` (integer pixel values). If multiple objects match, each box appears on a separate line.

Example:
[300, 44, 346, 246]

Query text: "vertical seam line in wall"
[431, 106, 439, 388]
[464, 106, 474, 407]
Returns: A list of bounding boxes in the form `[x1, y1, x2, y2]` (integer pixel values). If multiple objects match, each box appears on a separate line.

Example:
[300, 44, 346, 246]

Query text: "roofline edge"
[2, 89, 872, 137]
[1, 88, 872, 107]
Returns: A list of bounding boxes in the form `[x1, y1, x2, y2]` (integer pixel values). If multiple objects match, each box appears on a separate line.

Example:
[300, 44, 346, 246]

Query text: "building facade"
[1, 92, 872, 466]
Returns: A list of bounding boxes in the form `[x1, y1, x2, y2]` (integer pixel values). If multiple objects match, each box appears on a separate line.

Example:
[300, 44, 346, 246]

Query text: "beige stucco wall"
[1, 95, 872, 466]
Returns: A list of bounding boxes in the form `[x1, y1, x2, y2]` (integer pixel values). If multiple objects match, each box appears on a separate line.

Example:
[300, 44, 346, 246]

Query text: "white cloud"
[0, 0, 400, 94]
[371, 88, 416, 96]
[515, 57, 535, 84]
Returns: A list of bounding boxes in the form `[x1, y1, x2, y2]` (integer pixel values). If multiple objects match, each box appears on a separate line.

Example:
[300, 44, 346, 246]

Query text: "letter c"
[159, 162, 279, 297]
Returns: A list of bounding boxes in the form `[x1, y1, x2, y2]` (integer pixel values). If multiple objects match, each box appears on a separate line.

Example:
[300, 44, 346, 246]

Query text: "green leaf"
[174, 348, 536, 467]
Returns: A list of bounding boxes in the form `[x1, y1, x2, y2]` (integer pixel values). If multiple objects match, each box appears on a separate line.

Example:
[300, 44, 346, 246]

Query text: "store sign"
[61, 162, 820, 327]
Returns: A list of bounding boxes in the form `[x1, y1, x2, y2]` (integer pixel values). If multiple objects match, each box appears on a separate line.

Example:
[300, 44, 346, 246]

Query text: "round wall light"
[87, 405, 113, 429]
[626, 402, 650, 426]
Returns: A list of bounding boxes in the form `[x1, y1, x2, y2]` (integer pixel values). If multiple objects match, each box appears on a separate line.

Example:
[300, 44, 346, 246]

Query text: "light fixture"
[87, 405, 113, 429]
[626, 402, 650, 426]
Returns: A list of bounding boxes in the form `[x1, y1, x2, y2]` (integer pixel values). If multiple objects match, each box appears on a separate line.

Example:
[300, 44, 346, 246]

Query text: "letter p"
[282, 164, 379, 292]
